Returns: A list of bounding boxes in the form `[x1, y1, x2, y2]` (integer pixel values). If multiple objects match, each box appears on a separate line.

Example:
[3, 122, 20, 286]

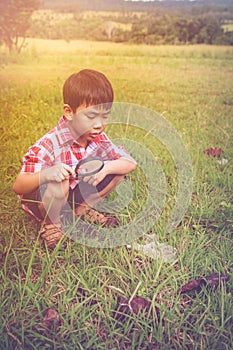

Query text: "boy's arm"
[13, 164, 75, 195]
[13, 172, 41, 195]
[83, 156, 137, 186]
[102, 156, 137, 176]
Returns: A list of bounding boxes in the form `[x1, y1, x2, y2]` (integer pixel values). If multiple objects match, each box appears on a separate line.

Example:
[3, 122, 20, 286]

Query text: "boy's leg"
[37, 180, 70, 249]
[38, 180, 70, 224]
[73, 175, 124, 226]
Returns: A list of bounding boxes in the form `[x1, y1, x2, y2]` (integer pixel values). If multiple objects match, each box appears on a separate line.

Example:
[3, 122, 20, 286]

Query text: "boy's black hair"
[63, 69, 114, 112]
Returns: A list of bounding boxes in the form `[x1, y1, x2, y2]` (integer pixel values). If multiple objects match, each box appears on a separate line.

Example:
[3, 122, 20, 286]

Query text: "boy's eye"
[85, 113, 96, 119]
[85, 113, 109, 120]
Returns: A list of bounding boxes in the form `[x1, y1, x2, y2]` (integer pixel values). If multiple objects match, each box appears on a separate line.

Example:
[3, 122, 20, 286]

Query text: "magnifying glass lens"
[75, 157, 104, 177]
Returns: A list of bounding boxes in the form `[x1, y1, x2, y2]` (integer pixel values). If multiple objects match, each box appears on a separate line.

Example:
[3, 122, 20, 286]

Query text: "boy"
[13, 69, 137, 249]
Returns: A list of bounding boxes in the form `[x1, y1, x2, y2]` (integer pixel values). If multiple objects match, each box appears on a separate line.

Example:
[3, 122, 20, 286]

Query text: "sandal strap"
[40, 223, 63, 249]
[79, 208, 119, 228]
[80, 208, 106, 225]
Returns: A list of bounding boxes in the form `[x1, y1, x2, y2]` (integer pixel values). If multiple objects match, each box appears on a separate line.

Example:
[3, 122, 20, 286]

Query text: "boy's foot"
[76, 207, 119, 228]
[40, 222, 64, 250]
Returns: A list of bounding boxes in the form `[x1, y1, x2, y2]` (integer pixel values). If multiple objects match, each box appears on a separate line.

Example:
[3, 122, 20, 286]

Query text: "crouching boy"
[13, 69, 137, 249]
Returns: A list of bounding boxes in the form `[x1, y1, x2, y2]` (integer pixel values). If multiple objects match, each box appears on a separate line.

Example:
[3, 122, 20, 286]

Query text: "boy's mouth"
[90, 132, 100, 138]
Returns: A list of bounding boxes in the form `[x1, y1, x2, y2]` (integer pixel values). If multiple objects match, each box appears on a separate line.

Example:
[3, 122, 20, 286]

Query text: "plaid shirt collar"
[56, 115, 99, 149]
[56, 116, 75, 146]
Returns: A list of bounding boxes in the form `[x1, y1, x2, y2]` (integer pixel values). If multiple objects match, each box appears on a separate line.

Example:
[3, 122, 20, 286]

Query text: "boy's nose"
[93, 118, 104, 128]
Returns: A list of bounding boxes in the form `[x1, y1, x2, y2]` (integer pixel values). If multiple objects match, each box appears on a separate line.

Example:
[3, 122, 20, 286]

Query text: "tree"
[0, 0, 40, 52]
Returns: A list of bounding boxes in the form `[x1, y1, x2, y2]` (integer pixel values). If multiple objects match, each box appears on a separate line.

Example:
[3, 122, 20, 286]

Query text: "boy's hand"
[82, 169, 107, 187]
[40, 164, 75, 183]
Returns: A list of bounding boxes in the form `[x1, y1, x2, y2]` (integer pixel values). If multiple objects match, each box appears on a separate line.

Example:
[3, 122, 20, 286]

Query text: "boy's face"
[65, 104, 111, 144]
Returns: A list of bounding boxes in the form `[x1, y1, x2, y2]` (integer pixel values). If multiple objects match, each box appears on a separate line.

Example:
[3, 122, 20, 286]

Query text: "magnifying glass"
[75, 156, 104, 178]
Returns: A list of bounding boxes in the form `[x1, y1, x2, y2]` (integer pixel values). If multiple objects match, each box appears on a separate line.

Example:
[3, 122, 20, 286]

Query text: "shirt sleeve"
[20, 142, 54, 174]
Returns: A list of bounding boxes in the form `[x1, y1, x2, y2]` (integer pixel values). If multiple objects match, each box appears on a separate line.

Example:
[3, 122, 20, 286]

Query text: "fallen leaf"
[180, 278, 202, 293]
[204, 147, 223, 157]
[180, 273, 230, 294]
[204, 273, 230, 287]
[114, 296, 159, 321]
[42, 308, 62, 329]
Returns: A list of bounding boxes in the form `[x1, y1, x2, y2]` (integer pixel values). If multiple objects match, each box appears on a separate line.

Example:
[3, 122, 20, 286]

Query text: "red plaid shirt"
[20, 116, 129, 218]
[21, 115, 129, 189]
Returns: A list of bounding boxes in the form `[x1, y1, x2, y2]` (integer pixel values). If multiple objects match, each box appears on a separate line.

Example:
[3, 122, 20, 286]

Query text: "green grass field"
[0, 39, 233, 349]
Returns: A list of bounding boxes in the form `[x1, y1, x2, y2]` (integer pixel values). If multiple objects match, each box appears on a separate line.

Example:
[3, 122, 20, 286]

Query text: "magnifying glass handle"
[68, 171, 77, 180]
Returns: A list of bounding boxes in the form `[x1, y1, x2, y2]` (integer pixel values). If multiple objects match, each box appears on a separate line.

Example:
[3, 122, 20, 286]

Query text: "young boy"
[13, 69, 137, 249]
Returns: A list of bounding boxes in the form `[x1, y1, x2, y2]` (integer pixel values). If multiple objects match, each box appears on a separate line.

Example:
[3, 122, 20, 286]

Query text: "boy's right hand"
[40, 163, 75, 184]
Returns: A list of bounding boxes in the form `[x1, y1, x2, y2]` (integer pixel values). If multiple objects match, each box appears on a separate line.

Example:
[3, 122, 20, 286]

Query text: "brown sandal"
[40, 223, 64, 249]
[79, 208, 119, 228]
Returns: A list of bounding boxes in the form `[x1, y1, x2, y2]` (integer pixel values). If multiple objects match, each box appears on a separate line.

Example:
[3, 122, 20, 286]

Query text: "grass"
[0, 39, 233, 349]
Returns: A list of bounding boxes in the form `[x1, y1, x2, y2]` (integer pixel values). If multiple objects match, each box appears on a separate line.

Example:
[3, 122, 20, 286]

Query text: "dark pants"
[23, 174, 116, 221]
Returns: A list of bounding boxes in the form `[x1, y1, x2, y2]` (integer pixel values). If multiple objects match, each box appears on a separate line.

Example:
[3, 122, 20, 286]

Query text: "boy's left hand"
[82, 169, 107, 187]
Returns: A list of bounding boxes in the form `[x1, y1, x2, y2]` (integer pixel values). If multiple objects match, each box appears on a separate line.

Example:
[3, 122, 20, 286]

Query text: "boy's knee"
[45, 181, 69, 200]
[106, 175, 125, 188]
[97, 174, 125, 197]
[113, 174, 125, 184]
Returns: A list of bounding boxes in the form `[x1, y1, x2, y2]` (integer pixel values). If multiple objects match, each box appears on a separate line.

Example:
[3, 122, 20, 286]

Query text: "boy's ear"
[63, 104, 73, 120]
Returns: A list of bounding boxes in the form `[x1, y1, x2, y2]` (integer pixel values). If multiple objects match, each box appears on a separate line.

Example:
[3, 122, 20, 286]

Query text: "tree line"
[118, 13, 233, 45]
[27, 8, 233, 46]
[0, 0, 233, 53]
